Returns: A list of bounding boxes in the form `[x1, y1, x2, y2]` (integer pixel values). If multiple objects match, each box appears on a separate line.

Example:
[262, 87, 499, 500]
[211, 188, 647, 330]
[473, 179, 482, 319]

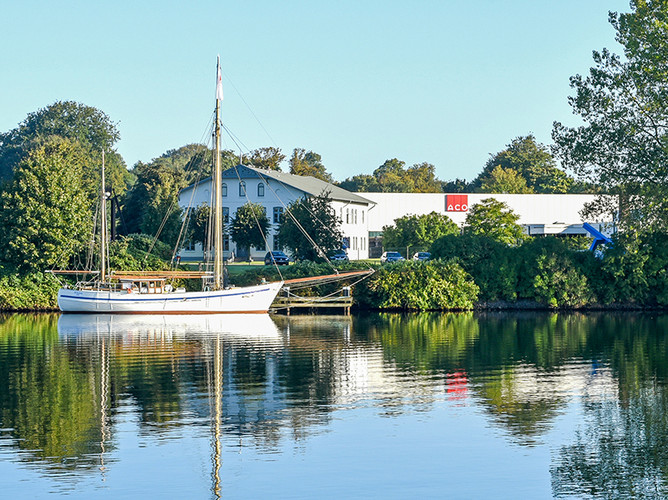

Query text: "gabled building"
[178, 165, 374, 261]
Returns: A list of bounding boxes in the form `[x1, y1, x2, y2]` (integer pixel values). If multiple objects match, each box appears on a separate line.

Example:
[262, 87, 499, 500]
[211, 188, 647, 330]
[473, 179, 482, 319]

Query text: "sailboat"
[55, 58, 284, 313]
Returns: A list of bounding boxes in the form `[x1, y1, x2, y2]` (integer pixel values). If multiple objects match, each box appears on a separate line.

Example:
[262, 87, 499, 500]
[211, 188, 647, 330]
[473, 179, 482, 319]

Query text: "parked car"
[329, 250, 349, 262]
[264, 251, 290, 265]
[380, 251, 405, 263]
[412, 251, 431, 261]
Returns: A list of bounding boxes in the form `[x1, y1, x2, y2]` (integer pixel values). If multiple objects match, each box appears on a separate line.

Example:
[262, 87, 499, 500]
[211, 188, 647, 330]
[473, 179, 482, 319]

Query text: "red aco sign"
[446, 194, 468, 212]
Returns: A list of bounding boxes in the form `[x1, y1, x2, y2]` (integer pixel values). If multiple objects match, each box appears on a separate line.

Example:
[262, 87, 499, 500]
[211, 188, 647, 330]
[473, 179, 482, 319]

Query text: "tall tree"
[336, 174, 381, 192]
[0, 101, 130, 193]
[289, 148, 332, 182]
[230, 202, 270, 259]
[479, 165, 533, 193]
[373, 158, 409, 192]
[464, 198, 526, 245]
[553, 0, 668, 230]
[473, 135, 573, 194]
[122, 161, 186, 246]
[277, 194, 342, 261]
[246, 147, 285, 171]
[0, 138, 93, 271]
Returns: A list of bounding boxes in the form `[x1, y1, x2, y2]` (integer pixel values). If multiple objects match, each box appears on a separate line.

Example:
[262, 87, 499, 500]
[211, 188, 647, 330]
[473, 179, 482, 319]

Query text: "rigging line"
[220, 69, 279, 147]
[250, 168, 338, 271]
[221, 124, 253, 160]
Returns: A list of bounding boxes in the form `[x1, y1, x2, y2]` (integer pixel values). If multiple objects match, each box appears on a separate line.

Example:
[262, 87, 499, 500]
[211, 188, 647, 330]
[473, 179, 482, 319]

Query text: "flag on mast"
[216, 56, 224, 101]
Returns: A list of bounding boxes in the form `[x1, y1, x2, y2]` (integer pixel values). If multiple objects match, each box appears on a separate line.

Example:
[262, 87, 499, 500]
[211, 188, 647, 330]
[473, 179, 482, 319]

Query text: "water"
[0, 312, 667, 499]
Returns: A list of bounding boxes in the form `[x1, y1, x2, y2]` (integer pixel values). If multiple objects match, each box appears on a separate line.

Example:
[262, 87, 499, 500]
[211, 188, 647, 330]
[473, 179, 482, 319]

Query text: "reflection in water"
[0, 312, 668, 497]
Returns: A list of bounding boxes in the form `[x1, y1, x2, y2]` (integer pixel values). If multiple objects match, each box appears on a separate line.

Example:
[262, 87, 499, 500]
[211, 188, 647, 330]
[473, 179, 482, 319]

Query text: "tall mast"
[213, 56, 224, 289]
[100, 150, 107, 282]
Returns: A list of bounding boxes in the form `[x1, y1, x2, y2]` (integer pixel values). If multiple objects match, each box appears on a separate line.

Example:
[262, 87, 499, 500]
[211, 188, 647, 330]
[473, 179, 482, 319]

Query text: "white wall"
[361, 193, 616, 236]
[178, 178, 370, 260]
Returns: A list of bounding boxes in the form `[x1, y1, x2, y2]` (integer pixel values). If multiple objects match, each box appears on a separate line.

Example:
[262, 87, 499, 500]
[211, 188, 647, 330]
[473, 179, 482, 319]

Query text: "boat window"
[222, 183, 227, 197]
[239, 181, 246, 197]
[258, 183, 265, 197]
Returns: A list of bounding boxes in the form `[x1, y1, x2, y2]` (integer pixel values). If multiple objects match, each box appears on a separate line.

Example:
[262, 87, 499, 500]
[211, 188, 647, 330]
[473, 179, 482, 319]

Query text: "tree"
[277, 193, 342, 261]
[230, 202, 270, 259]
[441, 178, 470, 193]
[405, 162, 442, 193]
[289, 148, 332, 182]
[373, 158, 409, 192]
[464, 198, 526, 245]
[0, 138, 93, 271]
[473, 135, 573, 194]
[337, 174, 381, 192]
[0, 101, 130, 194]
[246, 147, 285, 171]
[479, 165, 533, 193]
[552, 1, 668, 230]
[382, 212, 459, 252]
[122, 161, 186, 246]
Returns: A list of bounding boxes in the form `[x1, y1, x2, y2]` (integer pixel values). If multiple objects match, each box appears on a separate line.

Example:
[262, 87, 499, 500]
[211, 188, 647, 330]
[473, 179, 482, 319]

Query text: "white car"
[412, 252, 431, 261]
[380, 251, 405, 263]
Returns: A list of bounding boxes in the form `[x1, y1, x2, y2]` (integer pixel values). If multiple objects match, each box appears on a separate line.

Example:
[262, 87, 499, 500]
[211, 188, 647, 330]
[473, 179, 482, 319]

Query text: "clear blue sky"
[0, 0, 630, 183]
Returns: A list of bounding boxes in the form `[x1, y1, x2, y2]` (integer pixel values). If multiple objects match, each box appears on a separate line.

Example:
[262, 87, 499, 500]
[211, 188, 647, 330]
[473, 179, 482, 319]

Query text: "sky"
[0, 0, 631, 183]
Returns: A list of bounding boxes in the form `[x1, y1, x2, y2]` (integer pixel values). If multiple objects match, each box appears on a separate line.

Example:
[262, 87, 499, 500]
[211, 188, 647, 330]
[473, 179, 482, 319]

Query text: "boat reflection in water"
[57, 313, 282, 343]
[57, 312, 283, 499]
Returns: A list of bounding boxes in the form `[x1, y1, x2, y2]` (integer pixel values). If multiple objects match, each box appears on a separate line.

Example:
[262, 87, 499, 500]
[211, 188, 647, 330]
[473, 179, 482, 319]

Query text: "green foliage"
[355, 260, 479, 310]
[479, 165, 533, 194]
[277, 194, 343, 261]
[108, 234, 172, 271]
[0, 271, 60, 310]
[382, 211, 459, 251]
[430, 233, 519, 301]
[0, 139, 94, 271]
[289, 148, 332, 182]
[338, 158, 442, 193]
[247, 147, 285, 171]
[464, 198, 527, 245]
[230, 202, 270, 256]
[122, 160, 186, 245]
[552, 1, 668, 231]
[0, 101, 130, 194]
[473, 135, 574, 194]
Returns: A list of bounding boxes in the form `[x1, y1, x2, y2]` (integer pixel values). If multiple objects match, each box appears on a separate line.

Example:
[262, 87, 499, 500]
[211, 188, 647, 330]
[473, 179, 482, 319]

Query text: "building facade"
[178, 165, 374, 261]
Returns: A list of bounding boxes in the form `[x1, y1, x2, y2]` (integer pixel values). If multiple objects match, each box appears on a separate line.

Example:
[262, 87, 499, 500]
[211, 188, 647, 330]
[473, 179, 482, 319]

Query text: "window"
[273, 206, 283, 224]
[346, 208, 350, 224]
[239, 181, 246, 197]
[354, 209, 358, 224]
[273, 235, 281, 250]
[258, 183, 265, 197]
[361, 210, 364, 224]
[221, 183, 227, 197]
[223, 207, 229, 223]
[223, 236, 230, 251]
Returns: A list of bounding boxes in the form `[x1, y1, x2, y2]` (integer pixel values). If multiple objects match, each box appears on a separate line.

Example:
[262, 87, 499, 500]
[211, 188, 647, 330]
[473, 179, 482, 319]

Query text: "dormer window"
[222, 183, 227, 197]
[258, 183, 265, 197]
[239, 181, 246, 197]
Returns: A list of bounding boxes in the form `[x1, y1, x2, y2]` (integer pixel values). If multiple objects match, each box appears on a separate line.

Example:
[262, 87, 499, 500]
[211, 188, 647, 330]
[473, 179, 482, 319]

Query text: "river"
[0, 312, 666, 498]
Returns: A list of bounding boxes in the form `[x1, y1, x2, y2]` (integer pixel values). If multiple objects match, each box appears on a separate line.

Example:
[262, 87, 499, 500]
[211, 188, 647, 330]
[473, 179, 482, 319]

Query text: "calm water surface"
[0, 312, 667, 499]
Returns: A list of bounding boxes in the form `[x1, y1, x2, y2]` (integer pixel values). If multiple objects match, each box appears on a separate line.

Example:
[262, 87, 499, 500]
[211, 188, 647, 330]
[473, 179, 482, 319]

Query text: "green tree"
[382, 212, 459, 252]
[122, 161, 186, 245]
[405, 162, 442, 193]
[230, 202, 270, 259]
[337, 174, 381, 192]
[373, 158, 410, 192]
[0, 101, 130, 194]
[464, 198, 526, 245]
[473, 135, 573, 194]
[289, 148, 332, 182]
[552, 0, 668, 230]
[247, 147, 285, 171]
[0, 138, 93, 271]
[479, 165, 533, 193]
[277, 193, 342, 261]
[441, 178, 470, 193]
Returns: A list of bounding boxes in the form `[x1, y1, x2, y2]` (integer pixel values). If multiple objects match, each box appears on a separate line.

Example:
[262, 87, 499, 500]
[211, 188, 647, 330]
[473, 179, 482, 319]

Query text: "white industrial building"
[178, 166, 615, 261]
[178, 165, 374, 261]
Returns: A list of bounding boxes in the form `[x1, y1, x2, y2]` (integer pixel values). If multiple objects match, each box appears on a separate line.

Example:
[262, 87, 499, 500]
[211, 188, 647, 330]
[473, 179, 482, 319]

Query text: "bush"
[355, 260, 479, 310]
[0, 270, 60, 310]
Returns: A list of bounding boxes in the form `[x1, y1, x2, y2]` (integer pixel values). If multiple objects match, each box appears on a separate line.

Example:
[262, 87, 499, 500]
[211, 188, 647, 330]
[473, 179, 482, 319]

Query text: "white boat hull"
[57, 282, 284, 314]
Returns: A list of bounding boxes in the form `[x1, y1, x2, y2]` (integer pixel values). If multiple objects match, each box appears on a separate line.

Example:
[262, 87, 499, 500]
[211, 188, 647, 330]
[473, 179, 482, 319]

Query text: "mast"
[100, 150, 107, 282]
[213, 56, 224, 289]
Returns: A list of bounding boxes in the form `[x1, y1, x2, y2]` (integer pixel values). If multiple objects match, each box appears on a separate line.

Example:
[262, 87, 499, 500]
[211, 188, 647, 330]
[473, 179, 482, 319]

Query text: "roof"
[181, 164, 373, 205]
